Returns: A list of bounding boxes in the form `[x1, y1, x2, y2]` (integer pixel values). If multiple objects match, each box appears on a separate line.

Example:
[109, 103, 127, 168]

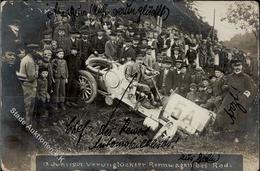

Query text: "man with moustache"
[215, 58, 256, 142]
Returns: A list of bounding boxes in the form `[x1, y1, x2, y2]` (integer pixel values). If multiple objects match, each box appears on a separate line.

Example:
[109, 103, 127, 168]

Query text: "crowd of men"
[1, 12, 257, 138]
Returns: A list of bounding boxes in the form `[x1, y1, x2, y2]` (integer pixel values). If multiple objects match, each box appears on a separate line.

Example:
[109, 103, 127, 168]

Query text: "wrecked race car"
[78, 57, 215, 140]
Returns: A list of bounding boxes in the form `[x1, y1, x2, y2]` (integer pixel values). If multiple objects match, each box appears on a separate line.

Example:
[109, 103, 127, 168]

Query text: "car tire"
[78, 70, 97, 104]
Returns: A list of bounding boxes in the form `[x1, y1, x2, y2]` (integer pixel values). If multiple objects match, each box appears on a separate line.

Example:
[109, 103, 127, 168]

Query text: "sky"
[196, 1, 250, 41]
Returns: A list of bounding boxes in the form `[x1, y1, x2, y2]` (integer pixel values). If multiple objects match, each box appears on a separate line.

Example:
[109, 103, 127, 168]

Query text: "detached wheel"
[78, 70, 97, 103]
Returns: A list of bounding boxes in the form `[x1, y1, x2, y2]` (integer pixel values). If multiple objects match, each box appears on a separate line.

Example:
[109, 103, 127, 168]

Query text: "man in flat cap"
[17, 44, 39, 125]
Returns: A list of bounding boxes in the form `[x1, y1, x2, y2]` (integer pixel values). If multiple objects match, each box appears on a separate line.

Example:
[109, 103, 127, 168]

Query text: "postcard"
[0, 1, 259, 171]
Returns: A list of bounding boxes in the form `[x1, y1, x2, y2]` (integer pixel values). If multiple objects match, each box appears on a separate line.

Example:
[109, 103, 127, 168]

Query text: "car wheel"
[78, 70, 97, 103]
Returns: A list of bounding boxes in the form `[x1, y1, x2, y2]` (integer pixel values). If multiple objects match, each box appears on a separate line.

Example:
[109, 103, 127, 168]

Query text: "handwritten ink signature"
[97, 73, 138, 136]
[178, 153, 220, 170]
[119, 118, 150, 136]
[46, 2, 170, 23]
[224, 86, 247, 124]
[65, 116, 91, 146]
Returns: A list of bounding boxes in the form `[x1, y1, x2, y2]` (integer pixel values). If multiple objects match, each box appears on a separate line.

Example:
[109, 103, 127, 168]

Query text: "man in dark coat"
[157, 32, 171, 55]
[186, 43, 197, 65]
[80, 31, 93, 69]
[171, 46, 183, 67]
[215, 58, 256, 140]
[177, 64, 191, 97]
[68, 29, 81, 55]
[65, 46, 81, 107]
[118, 38, 136, 63]
[92, 29, 107, 55]
[157, 57, 174, 96]
[172, 60, 183, 91]
[105, 32, 119, 60]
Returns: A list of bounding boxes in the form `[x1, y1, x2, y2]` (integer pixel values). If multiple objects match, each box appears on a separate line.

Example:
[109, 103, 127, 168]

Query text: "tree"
[221, 1, 259, 38]
[223, 32, 257, 56]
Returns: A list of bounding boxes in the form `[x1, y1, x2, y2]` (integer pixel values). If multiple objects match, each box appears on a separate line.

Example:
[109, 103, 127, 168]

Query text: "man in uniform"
[17, 44, 39, 125]
[215, 58, 256, 141]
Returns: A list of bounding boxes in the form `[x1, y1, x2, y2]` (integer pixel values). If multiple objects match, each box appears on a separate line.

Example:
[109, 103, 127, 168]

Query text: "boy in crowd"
[35, 67, 50, 125]
[197, 79, 212, 106]
[186, 83, 198, 103]
[51, 48, 68, 110]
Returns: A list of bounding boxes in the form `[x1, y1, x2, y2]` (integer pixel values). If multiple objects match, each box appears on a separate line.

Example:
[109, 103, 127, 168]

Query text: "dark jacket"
[186, 49, 197, 64]
[65, 54, 81, 78]
[157, 68, 175, 95]
[51, 58, 68, 79]
[177, 72, 191, 97]
[105, 40, 119, 59]
[118, 46, 136, 62]
[92, 36, 107, 54]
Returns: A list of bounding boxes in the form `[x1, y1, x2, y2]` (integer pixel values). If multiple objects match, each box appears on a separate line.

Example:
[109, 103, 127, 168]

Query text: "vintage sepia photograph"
[0, 0, 259, 171]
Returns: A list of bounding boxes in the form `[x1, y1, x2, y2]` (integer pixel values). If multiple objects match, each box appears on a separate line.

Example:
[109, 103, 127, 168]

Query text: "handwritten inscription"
[224, 86, 247, 124]
[46, 2, 170, 23]
[65, 116, 91, 146]
[178, 153, 220, 170]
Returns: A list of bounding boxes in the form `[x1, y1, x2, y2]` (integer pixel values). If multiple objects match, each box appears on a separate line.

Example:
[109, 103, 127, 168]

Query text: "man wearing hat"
[80, 31, 93, 69]
[79, 19, 91, 36]
[105, 32, 119, 60]
[118, 38, 136, 64]
[198, 39, 208, 68]
[185, 43, 197, 65]
[215, 58, 256, 140]
[53, 26, 69, 55]
[158, 32, 171, 55]
[177, 64, 191, 97]
[132, 36, 140, 55]
[17, 44, 39, 125]
[41, 34, 52, 50]
[65, 45, 81, 107]
[157, 57, 174, 96]
[171, 46, 183, 67]
[126, 55, 160, 108]
[68, 29, 81, 55]
[92, 29, 107, 56]
[201, 66, 226, 111]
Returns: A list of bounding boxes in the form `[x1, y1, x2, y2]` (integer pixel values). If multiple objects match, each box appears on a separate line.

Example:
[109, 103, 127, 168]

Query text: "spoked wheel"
[78, 70, 97, 103]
